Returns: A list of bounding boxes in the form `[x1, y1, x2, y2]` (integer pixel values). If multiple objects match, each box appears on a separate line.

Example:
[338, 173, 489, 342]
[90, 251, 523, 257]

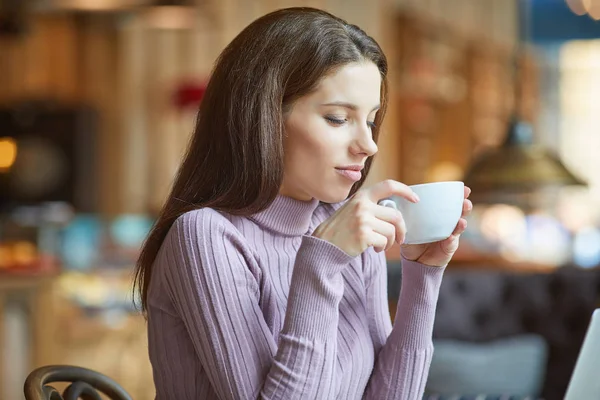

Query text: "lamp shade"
[463, 118, 586, 197]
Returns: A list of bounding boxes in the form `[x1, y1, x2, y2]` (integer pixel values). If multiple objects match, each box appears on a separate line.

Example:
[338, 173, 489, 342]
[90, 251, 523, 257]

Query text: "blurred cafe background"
[1, 0, 599, 399]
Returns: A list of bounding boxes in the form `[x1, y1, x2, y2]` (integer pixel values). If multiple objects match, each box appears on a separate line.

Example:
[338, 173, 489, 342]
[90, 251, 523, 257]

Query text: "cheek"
[286, 120, 339, 165]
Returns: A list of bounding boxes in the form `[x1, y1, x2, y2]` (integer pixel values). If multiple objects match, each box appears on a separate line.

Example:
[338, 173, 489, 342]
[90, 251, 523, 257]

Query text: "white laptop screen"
[564, 309, 600, 400]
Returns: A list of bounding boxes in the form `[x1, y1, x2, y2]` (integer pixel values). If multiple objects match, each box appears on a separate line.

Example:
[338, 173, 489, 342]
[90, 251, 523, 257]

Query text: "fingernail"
[412, 193, 420, 202]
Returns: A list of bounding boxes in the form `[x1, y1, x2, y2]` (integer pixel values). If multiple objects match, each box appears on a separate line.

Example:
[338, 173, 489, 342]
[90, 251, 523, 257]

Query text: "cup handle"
[378, 199, 398, 210]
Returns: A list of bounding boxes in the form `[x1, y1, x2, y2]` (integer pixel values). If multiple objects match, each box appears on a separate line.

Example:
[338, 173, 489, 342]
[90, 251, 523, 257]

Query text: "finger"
[373, 204, 407, 244]
[370, 217, 397, 251]
[462, 199, 473, 217]
[370, 230, 389, 253]
[367, 179, 419, 204]
[464, 186, 471, 199]
[439, 233, 460, 257]
[451, 218, 468, 236]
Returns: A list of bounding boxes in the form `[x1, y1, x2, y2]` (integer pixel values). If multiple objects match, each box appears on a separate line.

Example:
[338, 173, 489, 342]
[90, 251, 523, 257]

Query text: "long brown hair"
[134, 7, 389, 312]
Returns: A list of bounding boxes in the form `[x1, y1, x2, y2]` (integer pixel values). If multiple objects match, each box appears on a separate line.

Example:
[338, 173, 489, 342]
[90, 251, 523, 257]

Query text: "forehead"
[311, 62, 381, 107]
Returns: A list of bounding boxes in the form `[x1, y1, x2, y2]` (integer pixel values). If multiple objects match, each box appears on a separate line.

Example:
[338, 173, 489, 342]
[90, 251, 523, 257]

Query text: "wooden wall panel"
[78, 18, 121, 216]
[119, 16, 149, 214]
[0, 14, 79, 103]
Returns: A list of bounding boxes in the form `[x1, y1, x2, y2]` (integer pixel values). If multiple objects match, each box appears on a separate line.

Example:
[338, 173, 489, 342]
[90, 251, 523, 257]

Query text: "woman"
[134, 7, 472, 400]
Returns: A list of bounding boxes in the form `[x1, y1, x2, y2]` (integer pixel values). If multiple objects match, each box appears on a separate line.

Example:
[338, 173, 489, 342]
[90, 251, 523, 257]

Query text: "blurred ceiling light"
[583, 0, 600, 20]
[49, 0, 150, 11]
[566, 0, 588, 15]
[142, 1, 196, 29]
[0, 137, 17, 171]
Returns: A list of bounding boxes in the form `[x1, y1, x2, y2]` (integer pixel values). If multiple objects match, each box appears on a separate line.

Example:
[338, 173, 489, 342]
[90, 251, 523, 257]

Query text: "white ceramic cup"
[385, 181, 465, 245]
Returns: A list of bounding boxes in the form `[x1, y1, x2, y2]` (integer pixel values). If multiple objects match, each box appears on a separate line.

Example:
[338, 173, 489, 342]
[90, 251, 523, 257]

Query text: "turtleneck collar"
[249, 194, 320, 236]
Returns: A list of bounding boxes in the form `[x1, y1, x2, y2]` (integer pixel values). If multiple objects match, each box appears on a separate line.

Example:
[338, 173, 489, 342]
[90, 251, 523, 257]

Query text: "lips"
[335, 168, 362, 182]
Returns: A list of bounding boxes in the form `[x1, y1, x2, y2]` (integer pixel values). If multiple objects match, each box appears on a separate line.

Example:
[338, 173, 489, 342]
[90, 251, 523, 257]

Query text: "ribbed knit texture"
[147, 194, 445, 399]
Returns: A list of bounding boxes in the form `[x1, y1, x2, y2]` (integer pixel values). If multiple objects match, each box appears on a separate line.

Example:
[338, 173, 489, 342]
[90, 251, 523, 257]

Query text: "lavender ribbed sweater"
[147, 195, 445, 400]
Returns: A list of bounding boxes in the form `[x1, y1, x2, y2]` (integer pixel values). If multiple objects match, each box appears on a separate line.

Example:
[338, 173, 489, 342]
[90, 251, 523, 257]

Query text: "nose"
[350, 123, 378, 157]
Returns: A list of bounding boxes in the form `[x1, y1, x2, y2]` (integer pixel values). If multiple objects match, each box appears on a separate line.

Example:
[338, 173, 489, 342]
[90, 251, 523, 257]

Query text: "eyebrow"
[321, 101, 381, 112]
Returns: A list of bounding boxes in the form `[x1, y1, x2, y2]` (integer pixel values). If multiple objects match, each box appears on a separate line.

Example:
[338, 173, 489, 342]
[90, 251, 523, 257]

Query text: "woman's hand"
[312, 180, 419, 257]
[400, 186, 472, 267]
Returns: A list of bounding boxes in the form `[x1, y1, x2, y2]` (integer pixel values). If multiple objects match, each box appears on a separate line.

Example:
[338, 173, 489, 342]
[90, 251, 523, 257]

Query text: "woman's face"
[281, 61, 381, 203]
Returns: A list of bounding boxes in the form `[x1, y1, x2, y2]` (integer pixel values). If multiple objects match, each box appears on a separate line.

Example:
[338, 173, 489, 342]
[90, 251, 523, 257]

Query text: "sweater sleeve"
[159, 210, 355, 400]
[362, 248, 445, 399]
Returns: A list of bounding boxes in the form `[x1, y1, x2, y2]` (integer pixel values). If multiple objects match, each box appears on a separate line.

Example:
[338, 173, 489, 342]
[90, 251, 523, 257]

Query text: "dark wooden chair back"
[24, 365, 133, 400]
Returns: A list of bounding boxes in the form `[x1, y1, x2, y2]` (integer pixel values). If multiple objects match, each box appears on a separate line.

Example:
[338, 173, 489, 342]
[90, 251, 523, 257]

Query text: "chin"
[313, 186, 353, 204]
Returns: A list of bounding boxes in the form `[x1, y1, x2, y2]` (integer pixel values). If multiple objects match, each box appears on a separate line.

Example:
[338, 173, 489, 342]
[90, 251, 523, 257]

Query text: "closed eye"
[324, 116, 377, 129]
[324, 116, 346, 126]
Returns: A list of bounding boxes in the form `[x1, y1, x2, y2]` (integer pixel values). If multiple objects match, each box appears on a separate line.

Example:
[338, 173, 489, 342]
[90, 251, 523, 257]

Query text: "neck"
[249, 194, 320, 236]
